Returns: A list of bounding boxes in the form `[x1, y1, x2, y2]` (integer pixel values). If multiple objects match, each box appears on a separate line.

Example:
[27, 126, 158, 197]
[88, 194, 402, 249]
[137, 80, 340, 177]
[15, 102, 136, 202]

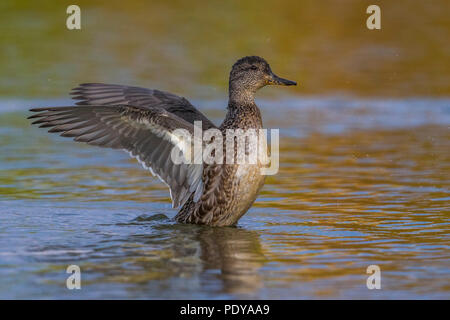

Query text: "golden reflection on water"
[0, 108, 448, 298]
[256, 125, 449, 295]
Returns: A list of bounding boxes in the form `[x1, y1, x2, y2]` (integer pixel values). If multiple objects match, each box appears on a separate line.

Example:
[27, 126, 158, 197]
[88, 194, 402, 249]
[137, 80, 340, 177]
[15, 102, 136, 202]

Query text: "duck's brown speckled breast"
[225, 163, 266, 224]
[175, 102, 267, 226]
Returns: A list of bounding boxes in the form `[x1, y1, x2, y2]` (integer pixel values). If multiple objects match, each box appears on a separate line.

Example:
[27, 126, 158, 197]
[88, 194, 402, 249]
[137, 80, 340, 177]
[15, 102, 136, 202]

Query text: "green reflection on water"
[1, 0, 449, 98]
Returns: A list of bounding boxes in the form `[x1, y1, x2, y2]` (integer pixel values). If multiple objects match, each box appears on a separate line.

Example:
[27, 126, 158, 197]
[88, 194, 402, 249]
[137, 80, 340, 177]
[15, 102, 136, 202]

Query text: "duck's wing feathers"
[28, 105, 203, 208]
[71, 83, 216, 129]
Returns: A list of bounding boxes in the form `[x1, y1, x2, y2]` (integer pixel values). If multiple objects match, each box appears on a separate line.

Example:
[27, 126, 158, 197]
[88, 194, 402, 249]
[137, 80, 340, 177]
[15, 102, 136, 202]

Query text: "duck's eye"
[249, 66, 258, 71]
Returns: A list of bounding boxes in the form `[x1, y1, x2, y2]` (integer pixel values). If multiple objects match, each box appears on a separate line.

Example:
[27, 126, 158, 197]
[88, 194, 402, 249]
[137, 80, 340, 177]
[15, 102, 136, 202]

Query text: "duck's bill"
[269, 74, 297, 86]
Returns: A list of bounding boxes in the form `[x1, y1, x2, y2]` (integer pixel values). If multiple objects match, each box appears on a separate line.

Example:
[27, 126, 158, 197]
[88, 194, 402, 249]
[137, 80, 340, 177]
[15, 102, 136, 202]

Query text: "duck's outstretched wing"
[28, 105, 203, 208]
[71, 83, 216, 129]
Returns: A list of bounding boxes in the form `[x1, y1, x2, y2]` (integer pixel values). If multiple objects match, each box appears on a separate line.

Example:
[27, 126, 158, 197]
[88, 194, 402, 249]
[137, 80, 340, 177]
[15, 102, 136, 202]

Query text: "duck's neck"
[223, 86, 262, 129]
[228, 82, 256, 106]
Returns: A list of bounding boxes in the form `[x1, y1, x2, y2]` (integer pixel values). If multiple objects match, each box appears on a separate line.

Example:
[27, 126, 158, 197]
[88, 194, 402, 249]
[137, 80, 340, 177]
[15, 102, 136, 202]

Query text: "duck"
[28, 56, 296, 226]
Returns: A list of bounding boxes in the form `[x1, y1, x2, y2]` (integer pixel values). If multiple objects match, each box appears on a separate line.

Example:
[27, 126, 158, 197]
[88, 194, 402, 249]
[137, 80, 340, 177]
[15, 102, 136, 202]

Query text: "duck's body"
[29, 56, 296, 226]
[176, 102, 266, 226]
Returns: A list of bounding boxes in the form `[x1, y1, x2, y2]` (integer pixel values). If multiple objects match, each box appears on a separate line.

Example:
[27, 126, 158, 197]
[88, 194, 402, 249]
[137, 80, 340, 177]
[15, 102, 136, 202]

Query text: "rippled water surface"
[0, 98, 449, 299]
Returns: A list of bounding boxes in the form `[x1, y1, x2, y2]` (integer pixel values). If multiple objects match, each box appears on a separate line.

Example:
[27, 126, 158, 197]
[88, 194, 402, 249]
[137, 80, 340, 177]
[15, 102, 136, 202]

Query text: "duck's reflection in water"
[67, 214, 266, 297]
[195, 226, 266, 295]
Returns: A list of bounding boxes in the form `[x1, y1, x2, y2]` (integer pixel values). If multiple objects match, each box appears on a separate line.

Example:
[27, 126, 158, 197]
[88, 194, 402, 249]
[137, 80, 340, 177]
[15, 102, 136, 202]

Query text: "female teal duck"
[29, 56, 296, 226]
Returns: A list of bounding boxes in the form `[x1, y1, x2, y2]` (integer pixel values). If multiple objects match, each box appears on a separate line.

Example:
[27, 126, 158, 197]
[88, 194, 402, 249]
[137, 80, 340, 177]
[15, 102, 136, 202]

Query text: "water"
[1, 0, 449, 299]
[0, 97, 449, 299]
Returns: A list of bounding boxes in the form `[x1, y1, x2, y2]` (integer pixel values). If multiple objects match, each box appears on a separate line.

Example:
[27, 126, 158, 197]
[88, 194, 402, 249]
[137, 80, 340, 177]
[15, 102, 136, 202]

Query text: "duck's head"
[229, 56, 297, 96]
